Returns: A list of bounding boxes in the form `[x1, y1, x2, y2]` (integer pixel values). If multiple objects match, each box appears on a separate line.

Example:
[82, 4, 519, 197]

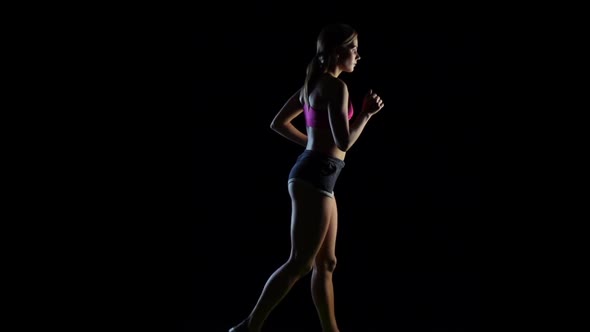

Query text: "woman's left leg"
[311, 195, 340, 332]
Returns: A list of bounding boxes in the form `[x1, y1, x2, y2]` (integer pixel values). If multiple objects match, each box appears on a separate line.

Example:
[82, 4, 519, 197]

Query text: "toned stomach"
[305, 126, 346, 161]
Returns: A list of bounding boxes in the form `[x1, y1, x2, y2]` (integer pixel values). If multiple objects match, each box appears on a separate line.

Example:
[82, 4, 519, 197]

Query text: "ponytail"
[302, 53, 326, 107]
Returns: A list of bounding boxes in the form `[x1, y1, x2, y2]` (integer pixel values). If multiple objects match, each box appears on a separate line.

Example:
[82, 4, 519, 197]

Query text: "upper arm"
[270, 88, 304, 128]
[327, 80, 350, 150]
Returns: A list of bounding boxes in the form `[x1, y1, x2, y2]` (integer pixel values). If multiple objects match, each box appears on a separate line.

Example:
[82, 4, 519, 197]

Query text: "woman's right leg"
[235, 181, 333, 332]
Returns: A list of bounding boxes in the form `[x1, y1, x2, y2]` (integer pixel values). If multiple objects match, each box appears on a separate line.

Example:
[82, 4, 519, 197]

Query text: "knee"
[315, 257, 337, 273]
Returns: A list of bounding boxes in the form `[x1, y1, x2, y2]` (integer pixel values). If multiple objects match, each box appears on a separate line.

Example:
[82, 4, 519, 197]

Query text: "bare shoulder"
[307, 75, 348, 109]
[318, 75, 348, 98]
[319, 75, 346, 89]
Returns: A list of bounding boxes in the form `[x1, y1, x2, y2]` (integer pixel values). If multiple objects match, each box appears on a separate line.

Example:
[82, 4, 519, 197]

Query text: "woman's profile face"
[338, 37, 360, 73]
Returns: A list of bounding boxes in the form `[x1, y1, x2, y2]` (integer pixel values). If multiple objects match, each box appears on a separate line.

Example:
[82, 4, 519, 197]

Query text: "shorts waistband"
[299, 149, 345, 167]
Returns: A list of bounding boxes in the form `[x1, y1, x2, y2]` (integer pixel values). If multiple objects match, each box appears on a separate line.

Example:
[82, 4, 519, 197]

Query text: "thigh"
[315, 196, 338, 263]
[288, 180, 333, 262]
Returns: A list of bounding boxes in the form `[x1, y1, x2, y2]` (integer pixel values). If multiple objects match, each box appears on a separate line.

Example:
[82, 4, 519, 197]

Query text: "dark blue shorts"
[288, 149, 345, 197]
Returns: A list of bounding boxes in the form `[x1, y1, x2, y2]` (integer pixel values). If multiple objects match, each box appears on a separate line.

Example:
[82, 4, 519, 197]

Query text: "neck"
[326, 68, 341, 78]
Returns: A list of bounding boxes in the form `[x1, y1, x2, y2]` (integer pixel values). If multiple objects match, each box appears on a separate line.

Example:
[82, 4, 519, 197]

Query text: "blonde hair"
[301, 24, 358, 106]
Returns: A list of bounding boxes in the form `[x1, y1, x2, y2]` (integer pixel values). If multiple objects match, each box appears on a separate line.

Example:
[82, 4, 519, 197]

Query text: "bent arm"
[328, 80, 373, 152]
[270, 88, 308, 147]
[345, 112, 372, 151]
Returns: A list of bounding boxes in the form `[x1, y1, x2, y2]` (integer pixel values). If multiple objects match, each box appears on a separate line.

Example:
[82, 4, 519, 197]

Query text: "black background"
[186, 10, 482, 332]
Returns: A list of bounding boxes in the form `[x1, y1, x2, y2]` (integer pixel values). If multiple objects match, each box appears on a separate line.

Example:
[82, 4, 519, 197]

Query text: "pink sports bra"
[304, 103, 354, 128]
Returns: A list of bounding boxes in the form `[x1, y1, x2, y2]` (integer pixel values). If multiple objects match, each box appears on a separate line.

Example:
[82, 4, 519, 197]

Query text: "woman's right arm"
[270, 88, 308, 147]
[328, 81, 384, 152]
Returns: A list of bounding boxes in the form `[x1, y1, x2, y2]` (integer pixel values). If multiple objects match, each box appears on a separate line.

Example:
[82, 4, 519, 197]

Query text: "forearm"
[345, 112, 372, 150]
[271, 123, 308, 147]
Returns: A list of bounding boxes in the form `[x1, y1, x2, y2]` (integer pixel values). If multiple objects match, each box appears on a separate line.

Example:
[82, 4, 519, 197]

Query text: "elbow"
[335, 139, 351, 152]
[338, 145, 351, 152]
[270, 121, 285, 134]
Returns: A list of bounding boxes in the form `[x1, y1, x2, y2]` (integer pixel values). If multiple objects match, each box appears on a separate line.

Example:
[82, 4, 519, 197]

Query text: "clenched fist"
[361, 89, 385, 116]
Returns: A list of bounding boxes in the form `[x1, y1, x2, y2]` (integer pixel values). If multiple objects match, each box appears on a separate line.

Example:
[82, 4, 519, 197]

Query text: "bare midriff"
[305, 126, 346, 161]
